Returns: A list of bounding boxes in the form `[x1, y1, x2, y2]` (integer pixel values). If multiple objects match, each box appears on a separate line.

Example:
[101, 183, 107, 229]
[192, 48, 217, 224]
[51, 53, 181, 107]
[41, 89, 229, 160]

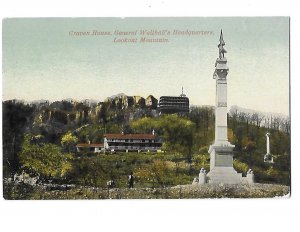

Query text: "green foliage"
[198, 146, 209, 154]
[69, 157, 107, 186]
[18, 134, 74, 178]
[158, 115, 195, 156]
[131, 115, 195, 161]
[131, 117, 156, 133]
[2, 101, 36, 176]
[227, 111, 290, 185]
[233, 160, 249, 174]
[189, 106, 215, 147]
[75, 124, 105, 143]
[3, 100, 291, 187]
[61, 131, 78, 152]
[149, 160, 170, 187]
[192, 153, 210, 171]
[67, 152, 197, 188]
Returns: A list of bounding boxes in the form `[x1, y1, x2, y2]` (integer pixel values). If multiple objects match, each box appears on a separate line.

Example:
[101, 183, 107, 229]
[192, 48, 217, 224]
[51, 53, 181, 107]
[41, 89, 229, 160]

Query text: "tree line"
[2, 101, 291, 186]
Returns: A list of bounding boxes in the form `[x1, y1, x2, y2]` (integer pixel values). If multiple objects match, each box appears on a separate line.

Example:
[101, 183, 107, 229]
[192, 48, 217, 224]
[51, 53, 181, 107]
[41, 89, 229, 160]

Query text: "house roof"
[104, 133, 156, 139]
[76, 143, 103, 148]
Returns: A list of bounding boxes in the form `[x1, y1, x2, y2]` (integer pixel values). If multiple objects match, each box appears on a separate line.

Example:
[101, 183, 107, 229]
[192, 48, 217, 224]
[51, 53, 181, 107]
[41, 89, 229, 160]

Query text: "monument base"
[207, 143, 244, 184]
[264, 153, 274, 163]
[207, 167, 243, 184]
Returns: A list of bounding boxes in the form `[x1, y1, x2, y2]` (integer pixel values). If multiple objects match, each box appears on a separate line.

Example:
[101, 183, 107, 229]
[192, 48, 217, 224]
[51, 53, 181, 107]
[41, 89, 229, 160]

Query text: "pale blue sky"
[2, 17, 289, 115]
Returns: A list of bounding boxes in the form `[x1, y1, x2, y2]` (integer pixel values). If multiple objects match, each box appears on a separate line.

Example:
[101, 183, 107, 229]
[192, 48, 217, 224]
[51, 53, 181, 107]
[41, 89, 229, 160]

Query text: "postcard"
[2, 17, 290, 199]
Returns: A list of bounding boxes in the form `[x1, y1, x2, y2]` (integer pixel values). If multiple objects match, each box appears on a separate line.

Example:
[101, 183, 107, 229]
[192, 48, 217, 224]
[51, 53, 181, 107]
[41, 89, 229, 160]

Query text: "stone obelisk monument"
[264, 132, 274, 163]
[207, 30, 243, 184]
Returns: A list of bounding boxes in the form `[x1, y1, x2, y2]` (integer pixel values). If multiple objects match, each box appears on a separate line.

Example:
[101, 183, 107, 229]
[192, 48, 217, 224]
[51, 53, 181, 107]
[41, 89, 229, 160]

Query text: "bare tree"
[251, 113, 264, 129]
[281, 118, 291, 134]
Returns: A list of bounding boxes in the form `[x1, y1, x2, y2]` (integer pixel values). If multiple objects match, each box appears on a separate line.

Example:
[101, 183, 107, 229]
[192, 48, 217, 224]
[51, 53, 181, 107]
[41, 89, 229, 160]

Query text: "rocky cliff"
[26, 94, 158, 141]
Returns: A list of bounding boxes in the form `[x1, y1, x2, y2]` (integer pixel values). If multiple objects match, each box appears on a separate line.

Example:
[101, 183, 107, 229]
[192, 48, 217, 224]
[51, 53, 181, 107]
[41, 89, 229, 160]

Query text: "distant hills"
[105, 93, 127, 101]
[229, 105, 289, 120]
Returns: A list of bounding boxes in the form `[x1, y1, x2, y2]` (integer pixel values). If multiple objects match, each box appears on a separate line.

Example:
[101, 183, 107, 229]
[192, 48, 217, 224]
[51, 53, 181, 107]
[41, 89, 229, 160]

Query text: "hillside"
[2, 95, 291, 199]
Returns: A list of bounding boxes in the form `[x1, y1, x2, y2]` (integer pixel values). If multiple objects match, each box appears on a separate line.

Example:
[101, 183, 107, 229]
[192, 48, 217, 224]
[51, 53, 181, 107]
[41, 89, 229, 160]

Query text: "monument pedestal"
[207, 143, 243, 184]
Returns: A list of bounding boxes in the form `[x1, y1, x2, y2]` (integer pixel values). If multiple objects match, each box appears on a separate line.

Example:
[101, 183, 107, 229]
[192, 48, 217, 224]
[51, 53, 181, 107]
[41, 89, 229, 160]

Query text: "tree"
[2, 101, 35, 176]
[234, 125, 245, 151]
[61, 131, 78, 152]
[131, 115, 196, 161]
[281, 118, 290, 134]
[75, 124, 107, 143]
[19, 134, 74, 179]
[69, 157, 108, 187]
[233, 160, 249, 174]
[131, 117, 156, 133]
[99, 102, 109, 124]
[189, 106, 214, 146]
[150, 160, 170, 187]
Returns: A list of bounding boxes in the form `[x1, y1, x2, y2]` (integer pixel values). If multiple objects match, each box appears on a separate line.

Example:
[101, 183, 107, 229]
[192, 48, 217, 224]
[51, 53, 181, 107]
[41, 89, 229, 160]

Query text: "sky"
[2, 17, 289, 115]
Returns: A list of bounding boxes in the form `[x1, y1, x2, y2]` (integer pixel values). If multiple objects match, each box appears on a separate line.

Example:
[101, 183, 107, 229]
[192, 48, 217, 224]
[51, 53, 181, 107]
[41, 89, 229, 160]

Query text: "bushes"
[67, 152, 199, 189]
[233, 160, 249, 175]
[18, 134, 74, 179]
[193, 153, 210, 169]
[3, 182, 35, 200]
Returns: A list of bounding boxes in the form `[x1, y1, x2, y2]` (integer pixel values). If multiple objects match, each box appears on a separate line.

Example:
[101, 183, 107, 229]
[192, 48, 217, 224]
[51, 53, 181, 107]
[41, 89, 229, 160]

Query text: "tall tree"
[2, 101, 35, 176]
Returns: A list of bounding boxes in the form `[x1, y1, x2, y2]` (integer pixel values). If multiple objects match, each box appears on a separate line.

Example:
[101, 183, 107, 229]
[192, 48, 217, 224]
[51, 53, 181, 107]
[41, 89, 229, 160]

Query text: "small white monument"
[198, 167, 207, 184]
[264, 132, 274, 163]
[206, 30, 246, 184]
[245, 169, 255, 184]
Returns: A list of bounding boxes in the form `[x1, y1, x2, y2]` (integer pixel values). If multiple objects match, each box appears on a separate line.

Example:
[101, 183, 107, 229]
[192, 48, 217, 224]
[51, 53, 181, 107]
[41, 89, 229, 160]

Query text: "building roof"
[104, 133, 156, 139]
[76, 143, 103, 148]
[159, 96, 189, 101]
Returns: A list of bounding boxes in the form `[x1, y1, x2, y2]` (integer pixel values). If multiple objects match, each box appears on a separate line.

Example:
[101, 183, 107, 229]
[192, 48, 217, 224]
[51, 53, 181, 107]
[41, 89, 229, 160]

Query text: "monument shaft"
[215, 78, 228, 144]
[266, 134, 270, 154]
[207, 30, 244, 184]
